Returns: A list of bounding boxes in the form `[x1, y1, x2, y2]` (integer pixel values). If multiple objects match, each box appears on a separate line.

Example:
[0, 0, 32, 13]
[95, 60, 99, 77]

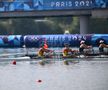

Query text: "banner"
[94, 0, 108, 8]
[0, 0, 94, 12]
[43, 0, 94, 10]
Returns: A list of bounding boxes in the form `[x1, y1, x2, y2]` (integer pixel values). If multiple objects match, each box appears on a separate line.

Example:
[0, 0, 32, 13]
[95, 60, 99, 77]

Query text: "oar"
[22, 45, 37, 58]
[23, 45, 29, 56]
[22, 45, 38, 61]
[106, 48, 108, 55]
[91, 47, 95, 54]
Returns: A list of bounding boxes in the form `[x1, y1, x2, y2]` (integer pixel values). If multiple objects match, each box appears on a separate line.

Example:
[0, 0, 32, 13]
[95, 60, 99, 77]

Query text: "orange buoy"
[12, 60, 16, 65]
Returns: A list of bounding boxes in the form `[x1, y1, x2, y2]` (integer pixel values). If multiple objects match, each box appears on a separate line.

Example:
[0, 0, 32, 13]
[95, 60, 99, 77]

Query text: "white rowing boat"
[0, 54, 108, 62]
[0, 56, 31, 62]
[0, 53, 26, 57]
[79, 55, 108, 58]
[0, 52, 38, 57]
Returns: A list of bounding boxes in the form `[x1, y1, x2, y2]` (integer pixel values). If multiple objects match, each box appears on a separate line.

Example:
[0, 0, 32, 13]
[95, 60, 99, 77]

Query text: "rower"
[62, 43, 77, 58]
[99, 40, 108, 54]
[38, 44, 53, 58]
[79, 40, 92, 54]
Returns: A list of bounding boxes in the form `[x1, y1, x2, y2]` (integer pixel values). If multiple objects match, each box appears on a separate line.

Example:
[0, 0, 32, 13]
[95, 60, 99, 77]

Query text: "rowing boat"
[0, 54, 108, 61]
[0, 55, 108, 65]
[0, 51, 108, 63]
[0, 53, 26, 57]
[0, 56, 30, 62]
[25, 53, 108, 59]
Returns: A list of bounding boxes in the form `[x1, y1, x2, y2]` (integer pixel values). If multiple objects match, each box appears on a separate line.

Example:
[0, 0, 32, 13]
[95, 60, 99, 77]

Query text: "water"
[0, 48, 108, 90]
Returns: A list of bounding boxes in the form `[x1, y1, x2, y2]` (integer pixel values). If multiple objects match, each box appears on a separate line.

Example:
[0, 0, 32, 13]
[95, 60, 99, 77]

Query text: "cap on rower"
[80, 40, 85, 44]
[99, 40, 104, 43]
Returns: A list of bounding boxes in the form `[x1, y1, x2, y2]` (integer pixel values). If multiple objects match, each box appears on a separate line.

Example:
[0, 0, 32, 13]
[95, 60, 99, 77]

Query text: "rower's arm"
[105, 45, 108, 48]
[87, 46, 92, 49]
[45, 49, 54, 53]
[83, 44, 92, 49]
[99, 44, 108, 48]
[69, 49, 74, 52]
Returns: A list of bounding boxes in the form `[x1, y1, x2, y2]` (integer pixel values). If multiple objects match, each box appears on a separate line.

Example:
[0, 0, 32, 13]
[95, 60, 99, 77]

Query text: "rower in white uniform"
[99, 40, 108, 54]
[79, 40, 92, 55]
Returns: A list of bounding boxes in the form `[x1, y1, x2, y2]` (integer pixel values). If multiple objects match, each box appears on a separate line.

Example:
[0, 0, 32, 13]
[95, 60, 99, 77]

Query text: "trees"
[0, 17, 107, 35]
[0, 18, 63, 35]
[89, 18, 108, 33]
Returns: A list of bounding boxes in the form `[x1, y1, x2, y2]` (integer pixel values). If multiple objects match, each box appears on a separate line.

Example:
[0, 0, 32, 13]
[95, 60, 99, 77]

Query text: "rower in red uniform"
[62, 43, 77, 58]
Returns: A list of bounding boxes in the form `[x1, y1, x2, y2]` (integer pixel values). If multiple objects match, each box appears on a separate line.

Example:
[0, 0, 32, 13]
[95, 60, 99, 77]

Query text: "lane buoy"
[37, 80, 42, 83]
[12, 60, 16, 65]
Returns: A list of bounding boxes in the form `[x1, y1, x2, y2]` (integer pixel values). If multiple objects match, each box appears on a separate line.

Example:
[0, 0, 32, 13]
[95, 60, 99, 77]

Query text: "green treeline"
[0, 17, 108, 35]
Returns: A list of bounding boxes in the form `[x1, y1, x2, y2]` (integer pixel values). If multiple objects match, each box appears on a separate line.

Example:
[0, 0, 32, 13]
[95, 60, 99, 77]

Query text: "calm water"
[0, 48, 108, 90]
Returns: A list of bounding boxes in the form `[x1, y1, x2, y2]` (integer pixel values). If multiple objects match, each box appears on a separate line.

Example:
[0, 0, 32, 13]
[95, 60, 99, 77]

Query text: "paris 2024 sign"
[0, 0, 107, 17]
[0, 0, 104, 12]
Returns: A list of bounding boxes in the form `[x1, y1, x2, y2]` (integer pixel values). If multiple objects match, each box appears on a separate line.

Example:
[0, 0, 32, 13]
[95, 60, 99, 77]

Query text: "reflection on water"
[0, 48, 108, 90]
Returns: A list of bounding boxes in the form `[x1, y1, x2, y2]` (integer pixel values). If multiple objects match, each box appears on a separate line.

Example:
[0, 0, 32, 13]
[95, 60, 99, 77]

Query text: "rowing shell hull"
[0, 55, 108, 62]
[0, 56, 30, 62]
